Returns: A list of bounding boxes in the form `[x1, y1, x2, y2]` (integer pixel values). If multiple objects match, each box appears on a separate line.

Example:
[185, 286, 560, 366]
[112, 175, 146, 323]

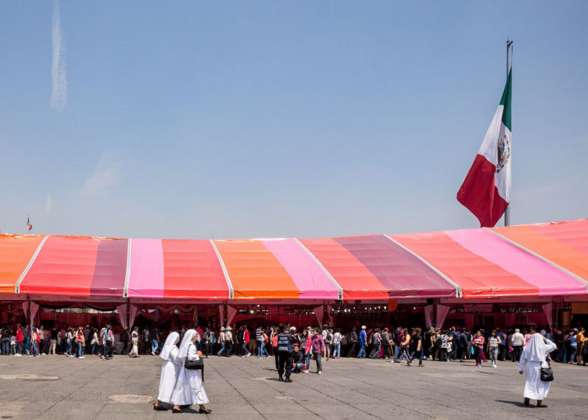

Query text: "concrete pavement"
[0, 354, 586, 419]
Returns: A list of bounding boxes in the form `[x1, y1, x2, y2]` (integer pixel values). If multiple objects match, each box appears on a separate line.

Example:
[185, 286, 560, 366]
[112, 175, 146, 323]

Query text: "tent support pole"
[127, 298, 131, 333]
[27, 295, 31, 330]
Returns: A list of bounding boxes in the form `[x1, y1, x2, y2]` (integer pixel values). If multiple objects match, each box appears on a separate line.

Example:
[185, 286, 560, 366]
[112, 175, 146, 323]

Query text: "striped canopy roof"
[0, 219, 586, 301]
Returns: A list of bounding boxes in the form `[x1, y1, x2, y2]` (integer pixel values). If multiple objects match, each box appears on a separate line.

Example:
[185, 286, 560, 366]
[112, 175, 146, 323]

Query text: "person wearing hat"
[358, 326, 367, 358]
[223, 326, 233, 357]
[277, 325, 294, 382]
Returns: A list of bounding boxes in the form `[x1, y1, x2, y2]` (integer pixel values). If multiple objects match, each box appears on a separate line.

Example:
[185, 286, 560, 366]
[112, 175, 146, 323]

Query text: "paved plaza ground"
[0, 355, 586, 420]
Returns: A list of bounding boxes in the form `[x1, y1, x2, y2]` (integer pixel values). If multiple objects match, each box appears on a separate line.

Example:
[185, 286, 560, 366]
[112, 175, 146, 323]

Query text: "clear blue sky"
[1, 1, 587, 239]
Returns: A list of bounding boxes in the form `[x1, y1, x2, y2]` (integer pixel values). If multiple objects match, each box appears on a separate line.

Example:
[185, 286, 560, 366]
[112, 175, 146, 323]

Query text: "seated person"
[291, 343, 305, 373]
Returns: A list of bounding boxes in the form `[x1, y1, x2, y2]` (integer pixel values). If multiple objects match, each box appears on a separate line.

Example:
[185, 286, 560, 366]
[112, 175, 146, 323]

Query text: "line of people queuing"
[0, 324, 116, 359]
[2, 323, 585, 368]
[348, 325, 588, 367]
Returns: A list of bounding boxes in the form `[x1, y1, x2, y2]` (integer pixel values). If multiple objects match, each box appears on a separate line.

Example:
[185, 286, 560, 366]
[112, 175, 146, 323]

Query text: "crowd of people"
[0, 324, 116, 359]
[1, 320, 585, 411]
[1, 323, 586, 369]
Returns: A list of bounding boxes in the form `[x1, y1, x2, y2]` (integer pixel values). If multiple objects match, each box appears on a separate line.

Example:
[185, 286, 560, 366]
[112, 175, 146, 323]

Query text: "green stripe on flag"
[499, 69, 512, 130]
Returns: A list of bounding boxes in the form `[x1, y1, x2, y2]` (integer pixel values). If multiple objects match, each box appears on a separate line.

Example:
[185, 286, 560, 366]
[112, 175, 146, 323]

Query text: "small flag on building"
[26, 216, 33, 231]
[457, 69, 512, 227]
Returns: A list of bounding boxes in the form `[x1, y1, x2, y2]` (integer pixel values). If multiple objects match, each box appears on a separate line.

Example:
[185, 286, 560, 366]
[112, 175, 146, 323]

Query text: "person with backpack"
[369, 328, 382, 359]
[255, 326, 267, 358]
[323, 328, 333, 360]
[101, 325, 114, 360]
[276, 325, 294, 382]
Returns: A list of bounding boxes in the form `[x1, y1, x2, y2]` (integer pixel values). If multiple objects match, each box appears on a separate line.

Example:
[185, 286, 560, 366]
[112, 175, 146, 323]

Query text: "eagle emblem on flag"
[496, 132, 511, 173]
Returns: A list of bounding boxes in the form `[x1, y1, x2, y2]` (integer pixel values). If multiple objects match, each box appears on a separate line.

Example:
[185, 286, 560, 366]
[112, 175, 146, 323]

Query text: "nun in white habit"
[153, 332, 180, 410]
[171, 329, 211, 414]
[518, 331, 557, 408]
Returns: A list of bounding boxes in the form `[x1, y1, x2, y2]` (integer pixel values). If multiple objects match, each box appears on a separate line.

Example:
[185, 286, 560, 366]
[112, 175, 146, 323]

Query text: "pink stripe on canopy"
[262, 239, 340, 300]
[128, 239, 165, 298]
[446, 229, 587, 296]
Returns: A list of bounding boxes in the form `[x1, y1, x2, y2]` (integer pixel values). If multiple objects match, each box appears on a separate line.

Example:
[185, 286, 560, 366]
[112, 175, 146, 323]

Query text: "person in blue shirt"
[357, 325, 367, 358]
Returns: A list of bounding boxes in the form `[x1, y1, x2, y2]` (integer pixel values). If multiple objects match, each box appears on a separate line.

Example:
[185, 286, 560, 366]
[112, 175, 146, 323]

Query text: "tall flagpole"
[504, 39, 513, 227]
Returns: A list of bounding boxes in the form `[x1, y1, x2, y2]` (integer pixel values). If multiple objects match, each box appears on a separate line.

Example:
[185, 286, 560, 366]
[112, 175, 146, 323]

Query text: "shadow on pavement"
[495, 399, 528, 408]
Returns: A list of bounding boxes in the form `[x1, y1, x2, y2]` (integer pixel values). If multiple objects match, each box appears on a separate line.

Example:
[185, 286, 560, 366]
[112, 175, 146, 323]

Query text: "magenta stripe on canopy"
[262, 238, 340, 299]
[446, 229, 587, 296]
[335, 235, 456, 298]
[128, 239, 165, 298]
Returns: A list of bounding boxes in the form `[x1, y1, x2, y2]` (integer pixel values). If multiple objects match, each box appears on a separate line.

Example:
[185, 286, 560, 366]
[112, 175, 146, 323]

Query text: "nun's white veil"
[178, 329, 197, 359]
[521, 332, 556, 363]
[159, 332, 180, 361]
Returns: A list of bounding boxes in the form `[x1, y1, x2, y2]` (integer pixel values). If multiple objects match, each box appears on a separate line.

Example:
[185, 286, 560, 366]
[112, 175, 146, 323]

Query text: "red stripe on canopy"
[301, 238, 388, 300]
[20, 236, 127, 298]
[162, 239, 229, 300]
[334, 235, 457, 298]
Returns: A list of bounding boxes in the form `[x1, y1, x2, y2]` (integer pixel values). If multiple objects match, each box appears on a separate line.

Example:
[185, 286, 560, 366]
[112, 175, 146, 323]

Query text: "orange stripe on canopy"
[0, 234, 44, 294]
[392, 232, 539, 298]
[300, 238, 388, 300]
[495, 220, 588, 282]
[214, 240, 299, 300]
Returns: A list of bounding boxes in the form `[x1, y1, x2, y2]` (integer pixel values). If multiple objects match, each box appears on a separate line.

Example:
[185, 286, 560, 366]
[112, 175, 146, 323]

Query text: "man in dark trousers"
[277, 325, 294, 382]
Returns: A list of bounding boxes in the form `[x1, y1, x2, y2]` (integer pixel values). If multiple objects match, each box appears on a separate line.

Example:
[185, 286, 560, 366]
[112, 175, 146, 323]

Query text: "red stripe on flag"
[457, 154, 508, 227]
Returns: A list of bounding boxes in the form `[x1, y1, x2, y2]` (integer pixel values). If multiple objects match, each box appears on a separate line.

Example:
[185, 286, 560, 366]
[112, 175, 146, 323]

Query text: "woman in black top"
[408, 328, 424, 367]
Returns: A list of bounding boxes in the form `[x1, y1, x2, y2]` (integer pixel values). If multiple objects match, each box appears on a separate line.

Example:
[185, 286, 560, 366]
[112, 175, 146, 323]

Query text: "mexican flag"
[457, 69, 512, 227]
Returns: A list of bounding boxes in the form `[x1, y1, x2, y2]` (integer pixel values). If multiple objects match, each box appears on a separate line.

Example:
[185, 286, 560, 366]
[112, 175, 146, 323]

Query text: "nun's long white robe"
[157, 346, 180, 403]
[518, 334, 557, 401]
[171, 343, 209, 406]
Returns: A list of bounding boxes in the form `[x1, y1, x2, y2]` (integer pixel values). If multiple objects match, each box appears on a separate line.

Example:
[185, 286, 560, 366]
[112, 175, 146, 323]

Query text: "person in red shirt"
[240, 325, 251, 357]
[15, 325, 24, 356]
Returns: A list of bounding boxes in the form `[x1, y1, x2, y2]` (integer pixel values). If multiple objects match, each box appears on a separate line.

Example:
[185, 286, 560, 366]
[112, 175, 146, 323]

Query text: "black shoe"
[536, 400, 547, 408]
[285, 377, 292, 383]
[153, 403, 168, 411]
[278, 376, 284, 382]
[524, 398, 530, 407]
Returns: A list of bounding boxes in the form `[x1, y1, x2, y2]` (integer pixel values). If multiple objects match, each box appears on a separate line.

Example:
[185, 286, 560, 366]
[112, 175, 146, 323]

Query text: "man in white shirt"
[510, 328, 525, 362]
